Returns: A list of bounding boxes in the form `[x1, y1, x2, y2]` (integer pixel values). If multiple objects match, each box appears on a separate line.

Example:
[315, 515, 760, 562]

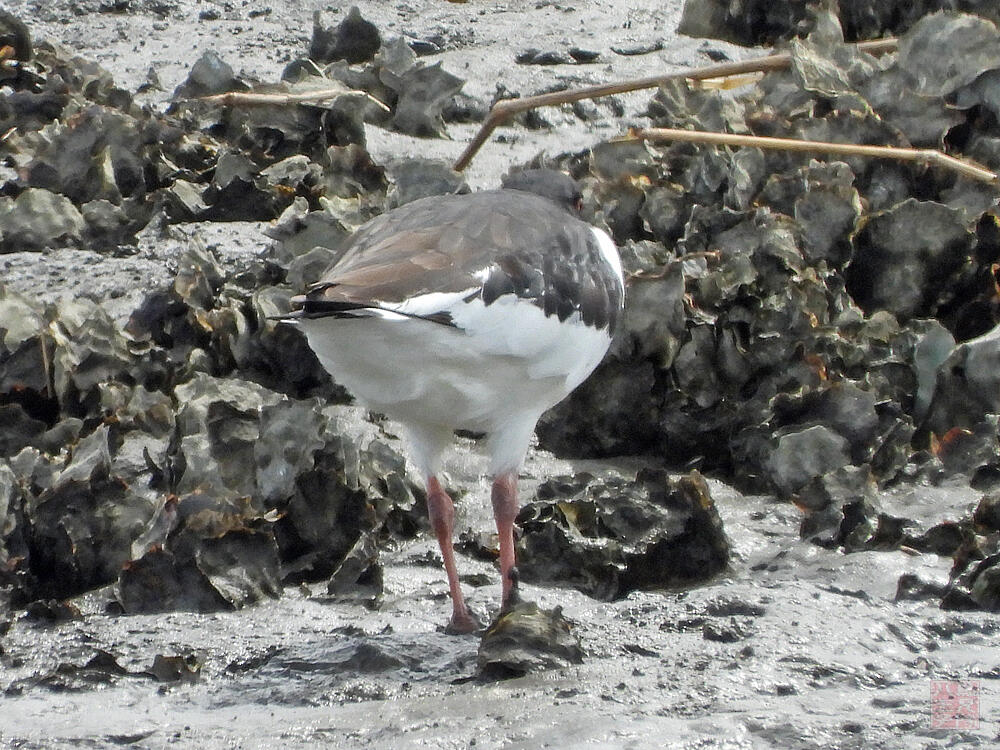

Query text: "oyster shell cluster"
[3, 6, 1000, 666]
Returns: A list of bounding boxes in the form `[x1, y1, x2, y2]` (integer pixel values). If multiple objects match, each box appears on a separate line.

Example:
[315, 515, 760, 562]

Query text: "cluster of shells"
[0, 7, 727, 627]
[2, 5, 1000, 623]
[538, 8, 1000, 608]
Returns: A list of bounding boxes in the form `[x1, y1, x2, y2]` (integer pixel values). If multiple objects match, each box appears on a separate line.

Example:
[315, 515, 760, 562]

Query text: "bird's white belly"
[296, 296, 612, 434]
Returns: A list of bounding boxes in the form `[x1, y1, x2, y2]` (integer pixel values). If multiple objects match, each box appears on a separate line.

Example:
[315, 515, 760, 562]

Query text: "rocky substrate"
[2, 1, 1000, 747]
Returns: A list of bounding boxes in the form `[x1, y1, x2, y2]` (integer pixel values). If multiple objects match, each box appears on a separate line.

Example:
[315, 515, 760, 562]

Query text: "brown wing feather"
[310, 191, 544, 304]
[302, 189, 623, 332]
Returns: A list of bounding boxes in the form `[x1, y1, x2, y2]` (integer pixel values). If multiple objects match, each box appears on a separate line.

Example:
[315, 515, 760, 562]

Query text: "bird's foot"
[444, 606, 484, 635]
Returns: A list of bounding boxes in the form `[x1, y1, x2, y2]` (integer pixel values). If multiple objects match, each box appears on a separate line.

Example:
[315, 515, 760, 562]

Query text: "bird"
[281, 168, 624, 633]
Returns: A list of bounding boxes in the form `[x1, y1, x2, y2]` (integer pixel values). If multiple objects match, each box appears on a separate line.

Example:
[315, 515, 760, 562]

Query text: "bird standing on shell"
[283, 169, 624, 633]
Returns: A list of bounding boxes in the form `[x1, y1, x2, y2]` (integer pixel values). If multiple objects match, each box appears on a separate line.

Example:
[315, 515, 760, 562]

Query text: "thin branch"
[629, 127, 999, 185]
[193, 88, 390, 112]
[453, 38, 898, 171]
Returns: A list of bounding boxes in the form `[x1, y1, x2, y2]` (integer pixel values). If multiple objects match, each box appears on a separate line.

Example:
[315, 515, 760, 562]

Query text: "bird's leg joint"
[426, 475, 455, 538]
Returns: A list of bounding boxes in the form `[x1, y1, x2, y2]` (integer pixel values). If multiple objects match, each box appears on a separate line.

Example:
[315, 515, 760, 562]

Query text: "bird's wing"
[299, 191, 623, 331]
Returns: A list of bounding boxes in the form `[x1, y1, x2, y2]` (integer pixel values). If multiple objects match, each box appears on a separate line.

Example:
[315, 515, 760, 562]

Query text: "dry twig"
[195, 88, 390, 112]
[629, 128, 999, 185]
[453, 38, 898, 171]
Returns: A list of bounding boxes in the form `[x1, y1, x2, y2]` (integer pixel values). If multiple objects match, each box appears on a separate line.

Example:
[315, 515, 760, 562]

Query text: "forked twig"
[629, 127, 999, 185]
[453, 38, 898, 171]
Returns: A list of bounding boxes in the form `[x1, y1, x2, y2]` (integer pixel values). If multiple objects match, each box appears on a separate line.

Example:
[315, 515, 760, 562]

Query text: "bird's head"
[501, 168, 584, 214]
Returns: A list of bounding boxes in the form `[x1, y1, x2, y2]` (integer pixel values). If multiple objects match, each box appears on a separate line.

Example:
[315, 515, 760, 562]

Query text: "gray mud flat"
[3, 449, 997, 748]
[2, 458, 995, 748]
[2, 1, 1000, 748]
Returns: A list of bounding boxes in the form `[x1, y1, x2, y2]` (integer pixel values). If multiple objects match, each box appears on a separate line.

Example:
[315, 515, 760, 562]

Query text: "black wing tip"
[420, 311, 456, 326]
[303, 299, 373, 315]
[284, 298, 457, 327]
[267, 312, 301, 322]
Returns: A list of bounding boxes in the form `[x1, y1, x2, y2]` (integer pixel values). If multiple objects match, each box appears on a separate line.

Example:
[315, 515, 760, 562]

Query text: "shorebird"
[283, 169, 624, 632]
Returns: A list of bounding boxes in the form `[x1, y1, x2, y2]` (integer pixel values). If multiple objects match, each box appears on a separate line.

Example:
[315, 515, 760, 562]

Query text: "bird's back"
[304, 189, 623, 328]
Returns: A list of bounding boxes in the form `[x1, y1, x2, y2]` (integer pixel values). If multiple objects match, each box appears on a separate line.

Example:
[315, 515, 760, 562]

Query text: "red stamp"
[930, 680, 980, 730]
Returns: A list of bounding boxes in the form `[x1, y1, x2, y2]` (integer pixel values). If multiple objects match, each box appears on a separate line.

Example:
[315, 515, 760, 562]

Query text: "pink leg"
[426, 476, 479, 633]
[491, 472, 519, 608]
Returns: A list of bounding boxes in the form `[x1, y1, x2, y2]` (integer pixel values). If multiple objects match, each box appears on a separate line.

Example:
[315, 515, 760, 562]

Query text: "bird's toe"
[444, 607, 484, 636]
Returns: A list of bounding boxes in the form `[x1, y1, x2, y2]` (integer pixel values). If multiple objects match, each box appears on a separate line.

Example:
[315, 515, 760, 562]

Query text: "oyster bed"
[2, 1, 1000, 747]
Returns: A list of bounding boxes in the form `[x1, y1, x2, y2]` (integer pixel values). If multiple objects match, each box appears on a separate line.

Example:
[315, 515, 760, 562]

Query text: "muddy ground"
[2, 1, 999, 748]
